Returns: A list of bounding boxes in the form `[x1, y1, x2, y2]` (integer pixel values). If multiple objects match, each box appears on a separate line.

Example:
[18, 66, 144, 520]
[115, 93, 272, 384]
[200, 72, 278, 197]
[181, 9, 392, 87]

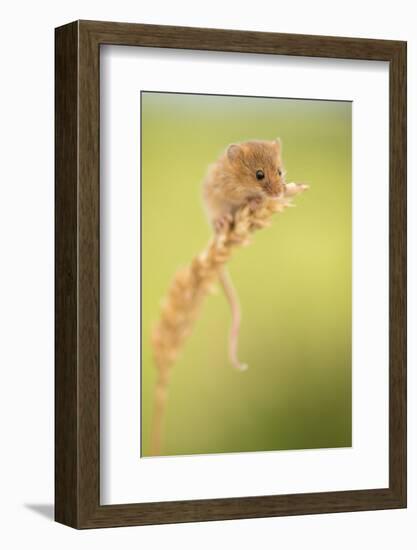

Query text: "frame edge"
[388, 40, 407, 509]
[55, 20, 80, 529]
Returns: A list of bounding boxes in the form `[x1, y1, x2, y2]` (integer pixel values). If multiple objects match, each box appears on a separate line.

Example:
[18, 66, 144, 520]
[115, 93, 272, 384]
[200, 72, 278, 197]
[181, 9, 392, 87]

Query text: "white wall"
[0, 1, 415, 547]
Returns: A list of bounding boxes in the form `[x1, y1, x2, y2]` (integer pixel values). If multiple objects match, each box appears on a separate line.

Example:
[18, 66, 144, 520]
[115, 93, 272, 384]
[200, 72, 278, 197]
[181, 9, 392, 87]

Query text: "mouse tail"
[218, 267, 248, 372]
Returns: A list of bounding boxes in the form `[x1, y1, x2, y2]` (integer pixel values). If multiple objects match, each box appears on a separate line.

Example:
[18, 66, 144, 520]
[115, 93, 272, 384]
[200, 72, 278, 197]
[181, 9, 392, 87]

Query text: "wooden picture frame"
[55, 20, 407, 529]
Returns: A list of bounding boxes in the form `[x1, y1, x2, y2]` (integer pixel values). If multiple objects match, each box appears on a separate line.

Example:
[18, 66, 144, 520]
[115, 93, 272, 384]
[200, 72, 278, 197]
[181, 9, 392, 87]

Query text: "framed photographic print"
[55, 20, 407, 528]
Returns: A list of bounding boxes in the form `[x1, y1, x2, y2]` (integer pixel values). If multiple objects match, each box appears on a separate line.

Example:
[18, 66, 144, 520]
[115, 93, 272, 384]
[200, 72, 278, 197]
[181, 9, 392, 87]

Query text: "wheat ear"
[149, 183, 308, 456]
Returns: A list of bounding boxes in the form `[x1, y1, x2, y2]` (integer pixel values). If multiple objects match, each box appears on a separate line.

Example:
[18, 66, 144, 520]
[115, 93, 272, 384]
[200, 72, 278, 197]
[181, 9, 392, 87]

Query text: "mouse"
[203, 139, 286, 231]
[202, 139, 287, 372]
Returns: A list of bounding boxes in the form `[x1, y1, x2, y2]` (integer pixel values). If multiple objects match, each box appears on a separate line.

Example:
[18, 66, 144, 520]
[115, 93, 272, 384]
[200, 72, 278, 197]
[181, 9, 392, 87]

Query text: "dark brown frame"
[55, 20, 407, 529]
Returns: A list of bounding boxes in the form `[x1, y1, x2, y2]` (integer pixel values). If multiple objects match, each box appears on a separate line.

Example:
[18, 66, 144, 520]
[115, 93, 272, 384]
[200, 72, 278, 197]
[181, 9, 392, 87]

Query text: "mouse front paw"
[213, 214, 233, 234]
[246, 195, 264, 212]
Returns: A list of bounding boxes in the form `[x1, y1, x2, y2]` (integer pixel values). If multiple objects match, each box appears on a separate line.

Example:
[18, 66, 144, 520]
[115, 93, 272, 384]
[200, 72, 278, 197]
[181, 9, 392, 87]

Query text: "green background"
[141, 92, 352, 457]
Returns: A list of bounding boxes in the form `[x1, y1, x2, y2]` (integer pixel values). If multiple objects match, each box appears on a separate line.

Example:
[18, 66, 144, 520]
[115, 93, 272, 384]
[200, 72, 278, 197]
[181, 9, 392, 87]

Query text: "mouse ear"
[274, 137, 282, 151]
[227, 143, 242, 161]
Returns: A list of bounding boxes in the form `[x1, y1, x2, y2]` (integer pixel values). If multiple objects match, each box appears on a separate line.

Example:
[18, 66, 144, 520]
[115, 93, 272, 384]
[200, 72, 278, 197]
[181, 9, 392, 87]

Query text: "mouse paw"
[246, 195, 263, 212]
[214, 214, 233, 234]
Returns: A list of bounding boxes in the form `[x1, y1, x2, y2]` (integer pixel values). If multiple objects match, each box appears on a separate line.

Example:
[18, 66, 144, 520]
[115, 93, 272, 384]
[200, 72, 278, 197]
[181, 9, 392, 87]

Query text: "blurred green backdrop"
[141, 92, 351, 457]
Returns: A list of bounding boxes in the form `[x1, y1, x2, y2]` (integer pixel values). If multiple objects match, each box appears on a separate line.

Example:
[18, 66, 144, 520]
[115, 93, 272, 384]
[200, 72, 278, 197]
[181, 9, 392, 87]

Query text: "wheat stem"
[149, 183, 308, 456]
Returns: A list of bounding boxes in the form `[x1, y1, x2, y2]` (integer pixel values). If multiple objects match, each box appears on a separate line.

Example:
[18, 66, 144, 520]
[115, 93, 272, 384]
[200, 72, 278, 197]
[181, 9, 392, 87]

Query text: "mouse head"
[226, 139, 285, 198]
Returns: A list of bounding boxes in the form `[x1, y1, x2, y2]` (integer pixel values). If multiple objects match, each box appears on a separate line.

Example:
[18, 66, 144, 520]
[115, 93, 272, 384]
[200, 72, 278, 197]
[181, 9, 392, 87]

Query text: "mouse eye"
[256, 170, 265, 181]
[277, 168, 282, 177]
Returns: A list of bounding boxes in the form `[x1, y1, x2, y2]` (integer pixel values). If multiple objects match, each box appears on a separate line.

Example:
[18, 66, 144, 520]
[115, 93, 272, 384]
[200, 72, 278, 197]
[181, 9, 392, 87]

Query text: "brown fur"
[202, 139, 287, 371]
[203, 139, 286, 226]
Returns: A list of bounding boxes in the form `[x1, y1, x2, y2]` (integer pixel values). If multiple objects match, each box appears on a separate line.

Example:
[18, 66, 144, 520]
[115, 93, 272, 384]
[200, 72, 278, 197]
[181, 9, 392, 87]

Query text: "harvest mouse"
[203, 139, 286, 231]
[202, 139, 287, 371]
